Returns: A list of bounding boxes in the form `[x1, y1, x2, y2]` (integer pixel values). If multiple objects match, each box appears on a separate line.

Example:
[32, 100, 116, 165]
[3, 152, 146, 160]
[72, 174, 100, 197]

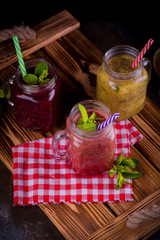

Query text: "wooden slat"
[39, 202, 115, 240]
[0, 105, 45, 173]
[130, 112, 160, 170]
[85, 189, 160, 240]
[130, 147, 160, 200]
[139, 97, 160, 135]
[0, 10, 80, 71]
[43, 30, 103, 98]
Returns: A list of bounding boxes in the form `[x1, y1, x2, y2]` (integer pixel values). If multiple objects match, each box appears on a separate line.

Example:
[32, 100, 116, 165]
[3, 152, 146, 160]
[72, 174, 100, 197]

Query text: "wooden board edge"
[85, 188, 160, 240]
[0, 10, 80, 71]
[39, 202, 116, 240]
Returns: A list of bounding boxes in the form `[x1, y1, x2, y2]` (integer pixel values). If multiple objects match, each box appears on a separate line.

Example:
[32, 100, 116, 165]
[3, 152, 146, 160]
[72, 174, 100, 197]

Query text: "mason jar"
[96, 45, 151, 121]
[52, 99, 115, 175]
[7, 58, 62, 132]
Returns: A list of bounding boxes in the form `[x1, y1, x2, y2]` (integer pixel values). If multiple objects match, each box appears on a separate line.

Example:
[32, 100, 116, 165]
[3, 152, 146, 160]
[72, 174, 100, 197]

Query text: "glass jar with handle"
[52, 99, 115, 175]
[5, 58, 62, 132]
[96, 45, 151, 121]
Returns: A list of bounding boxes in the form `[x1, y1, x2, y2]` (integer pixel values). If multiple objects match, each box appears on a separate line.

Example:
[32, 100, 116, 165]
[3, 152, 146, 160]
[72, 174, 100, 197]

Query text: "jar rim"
[69, 99, 113, 138]
[16, 58, 56, 93]
[103, 45, 143, 79]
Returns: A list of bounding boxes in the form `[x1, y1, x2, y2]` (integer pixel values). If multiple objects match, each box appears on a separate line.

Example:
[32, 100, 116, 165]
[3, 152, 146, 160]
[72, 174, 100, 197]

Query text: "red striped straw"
[131, 38, 154, 68]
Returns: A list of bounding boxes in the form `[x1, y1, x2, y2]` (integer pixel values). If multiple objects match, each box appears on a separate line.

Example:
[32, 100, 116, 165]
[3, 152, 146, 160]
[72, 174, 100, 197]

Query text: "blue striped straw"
[97, 113, 120, 131]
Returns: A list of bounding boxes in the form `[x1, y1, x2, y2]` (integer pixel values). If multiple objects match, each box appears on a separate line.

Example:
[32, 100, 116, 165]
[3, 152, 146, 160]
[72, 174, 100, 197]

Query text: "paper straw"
[97, 113, 120, 131]
[13, 35, 27, 77]
[131, 38, 154, 68]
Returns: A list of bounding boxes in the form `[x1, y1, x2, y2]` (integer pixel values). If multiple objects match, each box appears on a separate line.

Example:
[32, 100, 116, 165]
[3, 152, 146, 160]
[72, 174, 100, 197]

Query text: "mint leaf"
[77, 122, 97, 132]
[77, 105, 97, 132]
[116, 151, 124, 165]
[121, 157, 140, 168]
[34, 61, 48, 77]
[116, 172, 124, 190]
[39, 78, 50, 85]
[0, 89, 5, 98]
[116, 172, 130, 190]
[88, 112, 98, 129]
[89, 112, 96, 121]
[22, 62, 50, 86]
[76, 104, 103, 132]
[78, 104, 88, 123]
[116, 165, 129, 171]
[121, 171, 142, 179]
[6, 88, 11, 99]
[108, 165, 117, 177]
[121, 158, 136, 169]
[108, 169, 115, 178]
[23, 74, 38, 85]
[39, 69, 49, 82]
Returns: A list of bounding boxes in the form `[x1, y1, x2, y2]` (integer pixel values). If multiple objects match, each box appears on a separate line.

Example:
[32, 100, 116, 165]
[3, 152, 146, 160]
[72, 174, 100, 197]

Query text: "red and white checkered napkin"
[13, 120, 143, 206]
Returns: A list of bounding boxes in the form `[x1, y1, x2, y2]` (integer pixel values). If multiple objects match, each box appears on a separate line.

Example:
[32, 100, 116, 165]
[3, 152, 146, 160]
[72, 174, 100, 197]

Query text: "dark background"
[1, 2, 160, 105]
[0, 2, 160, 240]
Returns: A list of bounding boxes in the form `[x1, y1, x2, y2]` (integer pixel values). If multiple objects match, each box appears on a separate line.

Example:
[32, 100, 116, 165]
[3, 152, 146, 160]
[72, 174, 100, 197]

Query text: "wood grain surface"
[0, 10, 80, 71]
[0, 11, 159, 240]
[86, 189, 160, 240]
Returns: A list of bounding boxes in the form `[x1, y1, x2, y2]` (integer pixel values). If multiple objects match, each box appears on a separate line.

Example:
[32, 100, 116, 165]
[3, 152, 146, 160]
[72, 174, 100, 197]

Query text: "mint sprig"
[76, 104, 99, 132]
[23, 74, 38, 85]
[78, 104, 88, 123]
[34, 61, 48, 77]
[23, 61, 50, 86]
[109, 151, 142, 190]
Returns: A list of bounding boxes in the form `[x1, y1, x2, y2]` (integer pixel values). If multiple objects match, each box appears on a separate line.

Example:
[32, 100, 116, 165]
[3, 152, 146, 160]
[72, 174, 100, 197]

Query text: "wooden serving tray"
[0, 10, 160, 240]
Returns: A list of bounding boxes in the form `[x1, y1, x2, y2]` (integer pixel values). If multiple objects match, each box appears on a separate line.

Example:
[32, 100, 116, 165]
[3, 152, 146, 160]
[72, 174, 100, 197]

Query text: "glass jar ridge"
[69, 99, 113, 138]
[102, 45, 143, 79]
[96, 45, 151, 121]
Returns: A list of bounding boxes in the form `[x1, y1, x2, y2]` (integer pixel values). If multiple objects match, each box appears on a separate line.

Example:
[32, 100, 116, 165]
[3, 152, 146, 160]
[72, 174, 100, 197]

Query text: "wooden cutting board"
[0, 10, 160, 240]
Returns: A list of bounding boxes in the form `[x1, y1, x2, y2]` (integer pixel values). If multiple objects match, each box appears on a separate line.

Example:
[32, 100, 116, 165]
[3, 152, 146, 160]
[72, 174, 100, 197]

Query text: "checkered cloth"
[13, 120, 143, 205]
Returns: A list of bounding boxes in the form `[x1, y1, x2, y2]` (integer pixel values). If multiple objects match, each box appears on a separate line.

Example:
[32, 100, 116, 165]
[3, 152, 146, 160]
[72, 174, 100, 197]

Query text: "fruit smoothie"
[66, 109, 115, 175]
[11, 58, 62, 132]
[97, 47, 150, 121]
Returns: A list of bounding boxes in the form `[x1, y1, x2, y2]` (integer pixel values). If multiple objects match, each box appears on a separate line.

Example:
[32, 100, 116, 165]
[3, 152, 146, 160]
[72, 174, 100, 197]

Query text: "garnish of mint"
[0, 84, 11, 117]
[76, 104, 102, 132]
[108, 151, 142, 190]
[23, 61, 51, 86]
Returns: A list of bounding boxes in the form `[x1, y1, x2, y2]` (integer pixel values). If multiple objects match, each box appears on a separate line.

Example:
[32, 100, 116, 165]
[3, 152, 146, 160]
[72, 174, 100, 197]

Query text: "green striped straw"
[13, 35, 27, 77]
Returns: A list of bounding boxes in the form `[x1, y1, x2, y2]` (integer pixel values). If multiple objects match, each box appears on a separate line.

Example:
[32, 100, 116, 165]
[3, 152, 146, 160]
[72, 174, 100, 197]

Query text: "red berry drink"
[11, 58, 62, 132]
[66, 100, 115, 175]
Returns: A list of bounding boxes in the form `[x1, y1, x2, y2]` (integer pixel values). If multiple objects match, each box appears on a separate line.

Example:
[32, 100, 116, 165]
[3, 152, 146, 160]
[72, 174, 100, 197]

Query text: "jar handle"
[143, 57, 152, 84]
[3, 75, 15, 106]
[52, 129, 69, 160]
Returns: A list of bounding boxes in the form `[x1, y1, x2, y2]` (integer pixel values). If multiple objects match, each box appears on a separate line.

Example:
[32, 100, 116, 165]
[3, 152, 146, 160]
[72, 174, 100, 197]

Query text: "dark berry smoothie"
[11, 59, 62, 132]
[66, 109, 115, 175]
